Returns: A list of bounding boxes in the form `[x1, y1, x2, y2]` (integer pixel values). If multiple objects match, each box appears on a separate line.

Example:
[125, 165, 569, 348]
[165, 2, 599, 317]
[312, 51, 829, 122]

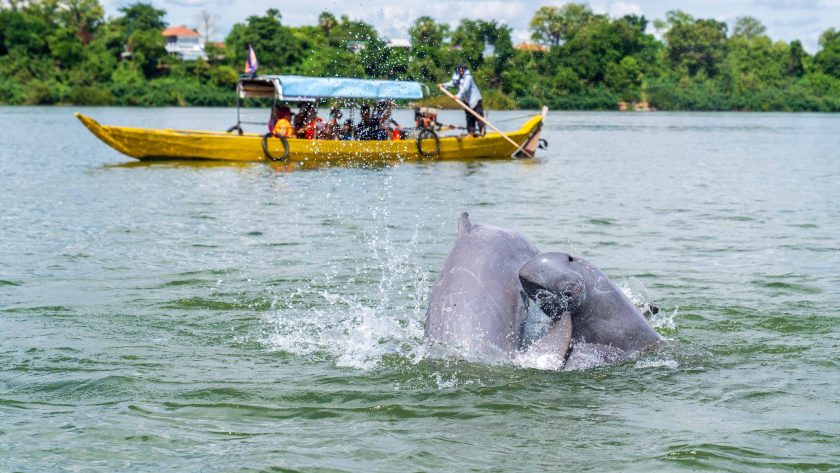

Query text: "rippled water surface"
[1, 107, 839, 472]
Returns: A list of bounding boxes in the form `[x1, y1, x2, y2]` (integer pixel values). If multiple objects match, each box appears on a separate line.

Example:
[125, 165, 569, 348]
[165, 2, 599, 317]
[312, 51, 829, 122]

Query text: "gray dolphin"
[424, 212, 539, 360]
[518, 252, 661, 359]
[424, 212, 660, 369]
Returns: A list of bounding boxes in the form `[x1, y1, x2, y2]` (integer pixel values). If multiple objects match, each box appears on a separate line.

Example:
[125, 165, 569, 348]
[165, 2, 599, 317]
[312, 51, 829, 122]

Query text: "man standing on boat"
[439, 65, 484, 137]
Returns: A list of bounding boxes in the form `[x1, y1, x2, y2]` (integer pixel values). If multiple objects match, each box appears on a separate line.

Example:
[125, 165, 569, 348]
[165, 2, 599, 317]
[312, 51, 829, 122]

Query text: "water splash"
[262, 174, 430, 370]
[620, 277, 678, 332]
[513, 349, 565, 371]
[650, 306, 678, 332]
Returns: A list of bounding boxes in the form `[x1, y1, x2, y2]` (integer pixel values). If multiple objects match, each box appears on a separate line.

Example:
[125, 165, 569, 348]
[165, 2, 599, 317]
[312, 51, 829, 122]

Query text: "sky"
[104, 0, 840, 53]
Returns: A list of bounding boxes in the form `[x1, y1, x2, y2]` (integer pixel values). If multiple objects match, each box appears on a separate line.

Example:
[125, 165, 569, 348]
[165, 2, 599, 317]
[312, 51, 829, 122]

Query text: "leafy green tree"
[407, 16, 448, 82]
[48, 26, 84, 67]
[556, 14, 650, 84]
[621, 14, 648, 33]
[358, 37, 407, 79]
[815, 28, 840, 78]
[54, 0, 103, 43]
[225, 9, 304, 72]
[451, 19, 487, 70]
[529, 3, 597, 47]
[732, 16, 766, 40]
[113, 2, 166, 78]
[487, 23, 515, 89]
[2, 1, 840, 111]
[298, 46, 362, 77]
[664, 16, 727, 77]
[721, 34, 789, 101]
[116, 2, 165, 36]
[553, 67, 584, 94]
[330, 15, 378, 45]
[606, 56, 642, 101]
[0, 8, 50, 55]
[660, 10, 695, 29]
[318, 11, 337, 37]
[787, 39, 805, 77]
[409, 16, 448, 48]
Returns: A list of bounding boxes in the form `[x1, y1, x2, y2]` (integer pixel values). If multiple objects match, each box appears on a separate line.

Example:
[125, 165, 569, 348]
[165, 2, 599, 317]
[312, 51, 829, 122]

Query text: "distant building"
[162, 25, 206, 61]
[347, 41, 367, 54]
[206, 42, 226, 61]
[386, 38, 411, 49]
[515, 42, 547, 52]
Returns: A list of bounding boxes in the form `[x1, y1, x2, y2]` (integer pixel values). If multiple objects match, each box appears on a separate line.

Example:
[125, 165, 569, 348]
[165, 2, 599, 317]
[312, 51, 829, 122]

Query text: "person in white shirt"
[439, 65, 484, 137]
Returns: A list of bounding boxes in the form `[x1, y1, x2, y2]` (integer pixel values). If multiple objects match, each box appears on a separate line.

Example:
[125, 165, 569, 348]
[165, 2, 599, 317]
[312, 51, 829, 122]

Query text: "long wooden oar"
[437, 85, 534, 158]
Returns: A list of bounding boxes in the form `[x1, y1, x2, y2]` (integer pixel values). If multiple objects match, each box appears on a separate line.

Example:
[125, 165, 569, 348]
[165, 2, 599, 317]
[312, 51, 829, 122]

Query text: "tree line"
[2, 1, 840, 111]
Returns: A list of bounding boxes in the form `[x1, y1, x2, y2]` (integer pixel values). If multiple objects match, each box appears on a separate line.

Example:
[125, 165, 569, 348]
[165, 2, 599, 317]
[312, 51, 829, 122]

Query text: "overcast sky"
[104, 0, 840, 52]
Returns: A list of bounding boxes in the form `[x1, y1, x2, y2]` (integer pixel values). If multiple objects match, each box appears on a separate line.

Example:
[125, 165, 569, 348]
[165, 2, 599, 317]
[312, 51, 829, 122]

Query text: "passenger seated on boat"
[339, 119, 353, 140]
[293, 102, 314, 138]
[415, 107, 440, 130]
[323, 107, 342, 140]
[355, 104, 385, 140]
[375, 100, 402, 140]
[303, 111, 324, 140]
[271, 106, 294, 138]
[268, 105, 281, 132]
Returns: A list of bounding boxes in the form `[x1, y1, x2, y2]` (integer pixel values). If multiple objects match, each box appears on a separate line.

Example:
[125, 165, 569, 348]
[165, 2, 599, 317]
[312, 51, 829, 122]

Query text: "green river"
[1, 107, 838, 471]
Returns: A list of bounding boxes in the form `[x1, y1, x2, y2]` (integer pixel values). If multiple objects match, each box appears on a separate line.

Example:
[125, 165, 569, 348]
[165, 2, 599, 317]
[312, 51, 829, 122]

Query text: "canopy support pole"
[236, 83, 241, 129]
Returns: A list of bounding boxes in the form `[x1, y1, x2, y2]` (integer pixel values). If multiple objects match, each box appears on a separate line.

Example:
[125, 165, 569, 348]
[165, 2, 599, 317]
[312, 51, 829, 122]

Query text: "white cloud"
[608, 1, 642, 17]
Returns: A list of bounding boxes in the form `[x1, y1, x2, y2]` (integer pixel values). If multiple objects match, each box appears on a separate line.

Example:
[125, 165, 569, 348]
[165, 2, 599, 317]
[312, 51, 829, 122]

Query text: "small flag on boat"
[244, 44, 258, 76]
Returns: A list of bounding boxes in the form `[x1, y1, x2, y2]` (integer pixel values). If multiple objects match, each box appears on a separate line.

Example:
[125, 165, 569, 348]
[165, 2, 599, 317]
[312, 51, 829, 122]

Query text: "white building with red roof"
[162, 25, 206, 61]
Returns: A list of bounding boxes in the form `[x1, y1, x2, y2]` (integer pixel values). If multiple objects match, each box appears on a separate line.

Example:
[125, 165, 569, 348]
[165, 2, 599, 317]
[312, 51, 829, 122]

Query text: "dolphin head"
[519, 252, 589, 320]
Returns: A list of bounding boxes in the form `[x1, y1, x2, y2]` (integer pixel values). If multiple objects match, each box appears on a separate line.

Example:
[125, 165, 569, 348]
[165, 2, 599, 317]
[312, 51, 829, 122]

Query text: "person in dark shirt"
[323, 107, 342, 140]
[375, 99, 400, 140]
[293, 102, 314, 138]
[355, 104, 383, 140]
[339, 119, 353, 140]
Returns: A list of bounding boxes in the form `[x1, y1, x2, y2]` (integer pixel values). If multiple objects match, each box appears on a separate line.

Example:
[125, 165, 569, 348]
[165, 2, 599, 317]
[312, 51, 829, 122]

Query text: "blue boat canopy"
[238, 75, 427, 101]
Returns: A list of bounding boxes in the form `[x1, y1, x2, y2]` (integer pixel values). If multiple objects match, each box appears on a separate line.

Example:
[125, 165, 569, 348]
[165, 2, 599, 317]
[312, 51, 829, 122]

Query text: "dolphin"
[424, 212, 539, 360]
[424, 212, 660, 369]
[519, 252, 661, 369]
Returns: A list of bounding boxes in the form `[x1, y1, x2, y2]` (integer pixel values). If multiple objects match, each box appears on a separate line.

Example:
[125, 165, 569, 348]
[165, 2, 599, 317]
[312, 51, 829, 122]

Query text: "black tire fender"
[416, 129, 440, 159]
[262, 133, 290, 162]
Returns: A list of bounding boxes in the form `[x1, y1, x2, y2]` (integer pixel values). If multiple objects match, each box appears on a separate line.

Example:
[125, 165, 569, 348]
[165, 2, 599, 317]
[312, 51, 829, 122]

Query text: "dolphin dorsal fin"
[458, 212, 473, 237]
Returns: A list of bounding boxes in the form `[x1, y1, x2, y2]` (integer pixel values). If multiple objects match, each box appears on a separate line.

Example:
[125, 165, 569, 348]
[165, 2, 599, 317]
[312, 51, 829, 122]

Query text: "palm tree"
[318, 11, 337, 37]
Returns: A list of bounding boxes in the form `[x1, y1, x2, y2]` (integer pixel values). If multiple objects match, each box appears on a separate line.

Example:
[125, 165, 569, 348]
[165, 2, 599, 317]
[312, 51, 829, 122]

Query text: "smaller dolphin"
[519, 252, 661, 368]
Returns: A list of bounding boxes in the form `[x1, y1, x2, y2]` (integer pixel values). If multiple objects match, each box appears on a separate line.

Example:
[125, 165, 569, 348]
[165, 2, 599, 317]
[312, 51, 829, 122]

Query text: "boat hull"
[76, 113, 545, 167]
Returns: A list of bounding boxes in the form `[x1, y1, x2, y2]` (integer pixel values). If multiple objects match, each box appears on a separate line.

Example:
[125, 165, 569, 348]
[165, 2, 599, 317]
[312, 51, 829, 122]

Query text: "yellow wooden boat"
[76, 75, 547, 168]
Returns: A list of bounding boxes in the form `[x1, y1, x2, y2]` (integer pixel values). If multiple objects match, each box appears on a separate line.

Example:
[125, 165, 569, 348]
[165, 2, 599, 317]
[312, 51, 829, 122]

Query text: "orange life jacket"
[391, 128, 402, 140]
[272, 118, 293, 138]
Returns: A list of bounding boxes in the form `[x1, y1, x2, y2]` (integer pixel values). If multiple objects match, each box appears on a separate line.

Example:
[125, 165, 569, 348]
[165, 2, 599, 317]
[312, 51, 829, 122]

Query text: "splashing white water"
[650, 306, 678, 331]
[513, 350, 565, 371]
[262, 175, 430, 370]
[619, 278, 677, 332]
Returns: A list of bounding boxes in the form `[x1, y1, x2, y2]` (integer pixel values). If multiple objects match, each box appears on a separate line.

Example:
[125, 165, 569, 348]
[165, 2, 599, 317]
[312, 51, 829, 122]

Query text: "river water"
[1, 107, 839, 472]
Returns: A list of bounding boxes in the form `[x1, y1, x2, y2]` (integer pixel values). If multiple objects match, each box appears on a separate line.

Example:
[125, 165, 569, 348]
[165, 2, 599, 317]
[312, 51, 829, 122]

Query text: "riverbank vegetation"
[2, 1, 840, 110]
